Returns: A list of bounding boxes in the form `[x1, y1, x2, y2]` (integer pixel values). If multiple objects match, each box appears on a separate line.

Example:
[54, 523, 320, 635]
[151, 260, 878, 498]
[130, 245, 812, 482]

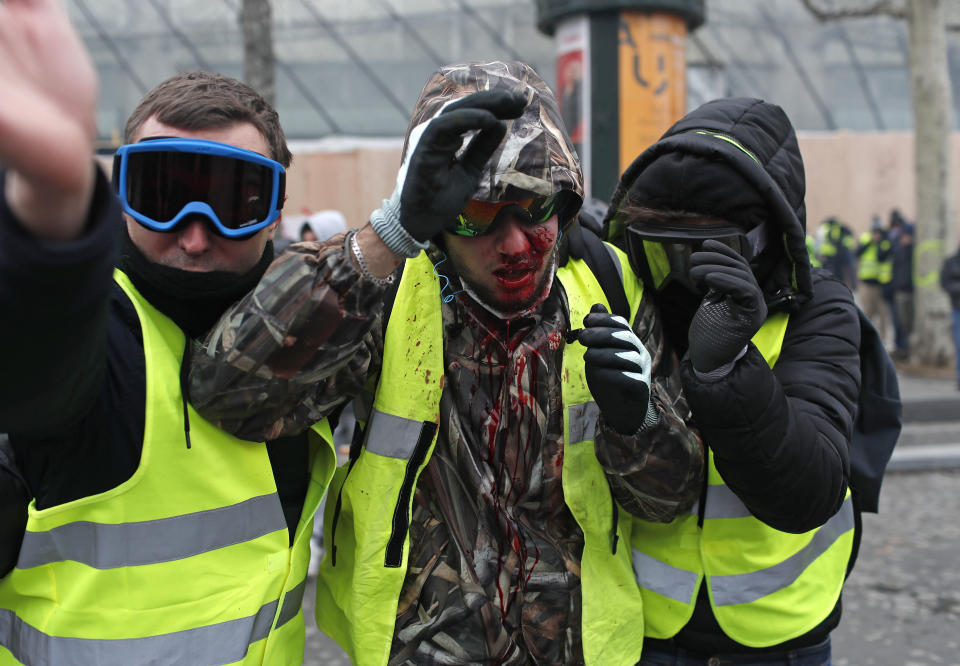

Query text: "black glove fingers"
[688, 262, 755, 292]
[585, 365, 649, 393]
[584, 347, 648, 373]
[441, 89, 527, 119]
[702, 274, 763, 308]
[583, 312, 654, 435]
[689, 249, 747, 272]
[425, 108, 503, 145]
[459, 122, 508, 175]
[582, 311, 631, 331]
[701, 238, 741, 254]
[577, 326, 641, 351]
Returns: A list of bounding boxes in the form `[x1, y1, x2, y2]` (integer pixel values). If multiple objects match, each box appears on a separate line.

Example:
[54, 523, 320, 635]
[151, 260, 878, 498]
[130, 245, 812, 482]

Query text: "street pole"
[535, 0, 704, 202]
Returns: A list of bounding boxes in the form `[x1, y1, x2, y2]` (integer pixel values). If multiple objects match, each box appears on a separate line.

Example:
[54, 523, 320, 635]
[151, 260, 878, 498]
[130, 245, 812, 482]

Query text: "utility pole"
[535, 1, 704, 201]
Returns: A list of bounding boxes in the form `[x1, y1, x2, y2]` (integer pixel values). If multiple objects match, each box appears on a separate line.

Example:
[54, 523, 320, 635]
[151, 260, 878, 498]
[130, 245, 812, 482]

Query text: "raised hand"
[687, 239, 768, 373]
[0, 0, 99, 239]
[578, 303, 655, 435]
[398, 89, 526, 242]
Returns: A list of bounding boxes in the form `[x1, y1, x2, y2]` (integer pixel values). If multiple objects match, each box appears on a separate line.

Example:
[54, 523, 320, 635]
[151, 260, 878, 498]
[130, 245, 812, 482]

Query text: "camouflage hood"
[402, 61, 584, 206]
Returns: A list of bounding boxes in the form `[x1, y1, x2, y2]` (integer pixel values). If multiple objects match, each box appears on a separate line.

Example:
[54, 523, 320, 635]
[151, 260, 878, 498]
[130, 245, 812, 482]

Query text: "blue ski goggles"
[112, 138, 285, 239]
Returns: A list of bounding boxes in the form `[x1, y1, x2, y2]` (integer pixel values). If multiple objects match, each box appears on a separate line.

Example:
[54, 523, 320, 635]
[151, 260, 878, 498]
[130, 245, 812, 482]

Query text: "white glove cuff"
[640, 397, 661, 431]
[370, 190, 429, 259]
[692, 344, 749, 382]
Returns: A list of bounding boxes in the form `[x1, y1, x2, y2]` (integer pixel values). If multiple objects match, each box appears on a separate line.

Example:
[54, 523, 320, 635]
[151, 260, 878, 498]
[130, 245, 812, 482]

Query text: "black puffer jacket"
[607, 98, 862, 653]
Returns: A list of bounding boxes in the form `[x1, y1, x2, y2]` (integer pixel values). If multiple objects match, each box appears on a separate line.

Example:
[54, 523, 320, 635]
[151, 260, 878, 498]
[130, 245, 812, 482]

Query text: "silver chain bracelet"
[348, 229, 395, 286]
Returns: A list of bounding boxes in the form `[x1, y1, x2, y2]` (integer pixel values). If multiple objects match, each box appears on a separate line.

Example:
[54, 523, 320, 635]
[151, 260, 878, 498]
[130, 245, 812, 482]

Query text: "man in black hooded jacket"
[605, 98, 861, 663]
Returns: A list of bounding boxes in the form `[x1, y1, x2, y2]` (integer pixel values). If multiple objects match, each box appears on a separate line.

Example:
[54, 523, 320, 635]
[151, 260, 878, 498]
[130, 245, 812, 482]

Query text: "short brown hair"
[124, 71, 292, 167]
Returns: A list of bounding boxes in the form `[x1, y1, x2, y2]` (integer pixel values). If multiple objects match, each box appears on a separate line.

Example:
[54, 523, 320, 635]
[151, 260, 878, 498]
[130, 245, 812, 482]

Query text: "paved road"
[831, 469, 960, 666]
[301, 468, 960, 665]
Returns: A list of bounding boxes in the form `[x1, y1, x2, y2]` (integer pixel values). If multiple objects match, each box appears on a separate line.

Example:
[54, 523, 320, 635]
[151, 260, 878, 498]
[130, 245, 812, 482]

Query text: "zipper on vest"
[610, 496, 620, 554]
[179, 342, 193, 449]
[384, 421, 437, 568]
[697, 468, 708, 528]
[329, 420, 366, 567]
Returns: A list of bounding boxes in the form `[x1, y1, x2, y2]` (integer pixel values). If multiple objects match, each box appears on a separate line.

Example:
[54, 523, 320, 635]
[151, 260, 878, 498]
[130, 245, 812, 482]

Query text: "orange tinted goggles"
[452, 194, 562, 237]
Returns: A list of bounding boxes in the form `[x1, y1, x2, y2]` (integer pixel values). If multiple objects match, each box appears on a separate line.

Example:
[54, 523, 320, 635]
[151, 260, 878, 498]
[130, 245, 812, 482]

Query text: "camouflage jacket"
[189, 235, 704, 665]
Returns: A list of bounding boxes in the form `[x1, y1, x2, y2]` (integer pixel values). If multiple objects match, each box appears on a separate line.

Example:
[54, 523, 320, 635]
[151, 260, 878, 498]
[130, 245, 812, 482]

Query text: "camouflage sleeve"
[594, 293, 705, 522]
[188, 233, 387, 441]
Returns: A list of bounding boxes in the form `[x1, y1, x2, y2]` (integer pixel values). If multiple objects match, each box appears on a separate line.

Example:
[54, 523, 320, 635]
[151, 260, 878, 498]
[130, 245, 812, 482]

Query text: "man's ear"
[266, 215, 281, 240]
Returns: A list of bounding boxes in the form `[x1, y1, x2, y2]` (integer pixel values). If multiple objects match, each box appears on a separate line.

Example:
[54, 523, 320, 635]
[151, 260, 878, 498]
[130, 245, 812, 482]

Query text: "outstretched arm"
[0, 0, 98, 240]
[0, 0, 119, 435]
[189, 91, 528, 440]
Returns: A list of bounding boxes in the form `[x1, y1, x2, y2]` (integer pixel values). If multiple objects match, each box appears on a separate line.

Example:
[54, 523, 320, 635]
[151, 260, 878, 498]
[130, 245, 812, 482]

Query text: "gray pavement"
[832, 469, 960, 666]
[892, 369, 960, 471]
[300, 368, 960, 665]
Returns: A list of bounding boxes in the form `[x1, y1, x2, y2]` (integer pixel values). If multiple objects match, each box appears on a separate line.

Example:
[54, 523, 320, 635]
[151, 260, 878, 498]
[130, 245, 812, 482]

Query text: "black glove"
[399, 89, 527, 242]
[687, 239, 768, 373]
[578, 303, 654, 435]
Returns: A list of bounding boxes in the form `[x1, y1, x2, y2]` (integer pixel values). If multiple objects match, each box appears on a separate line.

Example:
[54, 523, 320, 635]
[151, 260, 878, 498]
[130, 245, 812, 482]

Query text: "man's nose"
[493, 215, 533, 254]
[177, 217, 215, 255]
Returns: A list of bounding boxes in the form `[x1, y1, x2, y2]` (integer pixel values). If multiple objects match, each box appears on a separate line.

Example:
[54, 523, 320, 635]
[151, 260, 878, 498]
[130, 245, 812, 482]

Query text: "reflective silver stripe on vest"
[17, 493, 286, 570]
[711, 496, 855, 606]
[568, 402, 600, 445]
[0, 597, 278, 666]
[275, 578, 307, 629]
[631, 549, 699, 604]
[365, 408, 423, 460]
[703, 484, 754, 520]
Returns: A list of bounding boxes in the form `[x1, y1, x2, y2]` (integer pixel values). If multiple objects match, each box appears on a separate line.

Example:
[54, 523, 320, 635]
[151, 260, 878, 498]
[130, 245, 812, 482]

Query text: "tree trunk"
[907, 0, 955, 365]
[240, 0, 275, 106]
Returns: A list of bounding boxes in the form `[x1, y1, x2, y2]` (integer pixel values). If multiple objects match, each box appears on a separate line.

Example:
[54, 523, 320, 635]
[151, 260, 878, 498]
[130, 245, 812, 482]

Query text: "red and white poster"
[555, 16, 591, 197]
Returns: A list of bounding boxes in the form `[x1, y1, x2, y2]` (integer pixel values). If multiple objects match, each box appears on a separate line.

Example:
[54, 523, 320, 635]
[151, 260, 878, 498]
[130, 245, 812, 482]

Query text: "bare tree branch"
[800, 0, 906, 22]
[800, 0, 960, 29]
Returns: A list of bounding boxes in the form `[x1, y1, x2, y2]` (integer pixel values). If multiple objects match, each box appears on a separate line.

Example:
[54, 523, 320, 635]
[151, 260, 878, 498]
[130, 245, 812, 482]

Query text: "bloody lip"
[493, 265, 536, 290]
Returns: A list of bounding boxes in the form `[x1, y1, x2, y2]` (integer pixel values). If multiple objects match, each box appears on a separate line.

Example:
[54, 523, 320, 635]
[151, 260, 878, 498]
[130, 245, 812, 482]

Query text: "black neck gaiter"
[118, 226, 274, 339]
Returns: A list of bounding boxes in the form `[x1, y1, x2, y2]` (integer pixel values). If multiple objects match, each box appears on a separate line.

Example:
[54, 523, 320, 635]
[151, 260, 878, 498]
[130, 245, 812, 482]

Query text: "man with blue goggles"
[0, 2, 328, 663]
[112, 137, 286, 239]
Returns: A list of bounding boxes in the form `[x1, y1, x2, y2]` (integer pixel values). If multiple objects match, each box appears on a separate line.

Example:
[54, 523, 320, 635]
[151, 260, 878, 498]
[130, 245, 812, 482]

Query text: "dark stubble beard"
[458, 247, 559, 320]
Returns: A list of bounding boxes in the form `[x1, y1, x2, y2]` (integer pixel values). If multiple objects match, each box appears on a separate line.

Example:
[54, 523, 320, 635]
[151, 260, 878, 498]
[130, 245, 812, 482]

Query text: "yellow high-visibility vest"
[630, 312, 854, 647]
[0, 269, 337, 665]
[316, 247, 647, 666]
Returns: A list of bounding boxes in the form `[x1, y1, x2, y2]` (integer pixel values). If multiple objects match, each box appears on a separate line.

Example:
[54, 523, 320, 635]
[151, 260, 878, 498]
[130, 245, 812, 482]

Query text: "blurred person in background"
[817, 215, 857, 291]
[888, 223, 914, 360]
[299, 221, 319, 242]
[883, 209, 907, 353]
[856, 216, 892, 347]
[302, 209, 348, 242]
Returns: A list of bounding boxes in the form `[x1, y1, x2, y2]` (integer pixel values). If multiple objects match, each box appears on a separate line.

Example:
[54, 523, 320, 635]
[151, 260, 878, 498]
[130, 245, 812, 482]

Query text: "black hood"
[605, 97, 812, 311]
